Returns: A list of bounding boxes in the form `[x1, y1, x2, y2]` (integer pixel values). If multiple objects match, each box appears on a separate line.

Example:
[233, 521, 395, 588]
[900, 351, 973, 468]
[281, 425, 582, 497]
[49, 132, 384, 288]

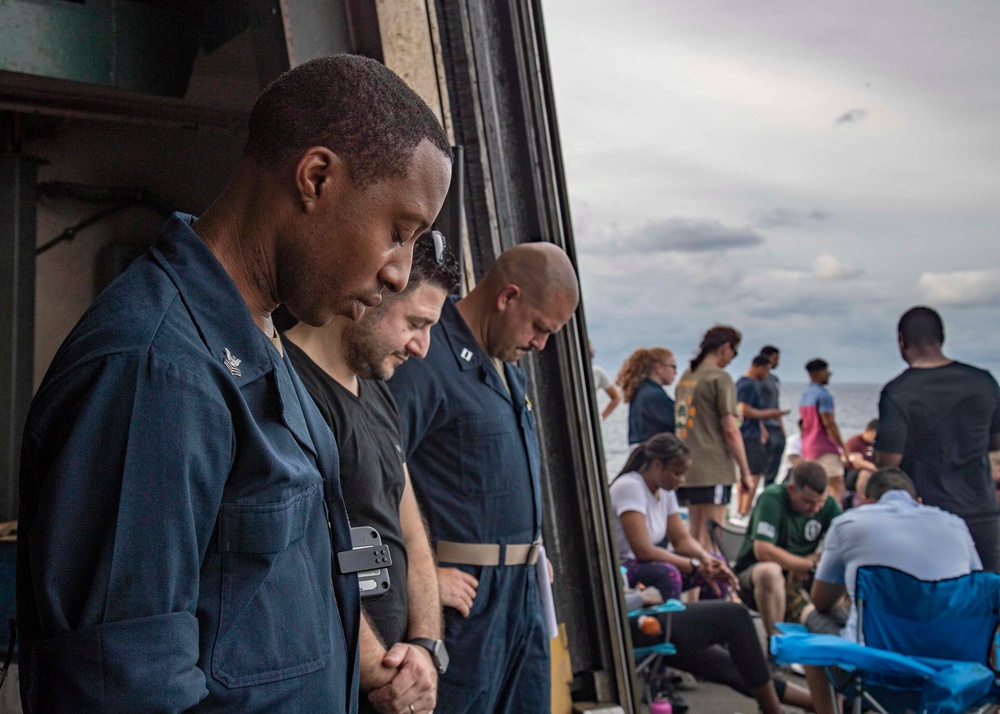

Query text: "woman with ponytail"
[617, 347, 678, 446]
[610, 433, 736, 600]
[614, 433, 814, 714]
[674, 326, 753, 550]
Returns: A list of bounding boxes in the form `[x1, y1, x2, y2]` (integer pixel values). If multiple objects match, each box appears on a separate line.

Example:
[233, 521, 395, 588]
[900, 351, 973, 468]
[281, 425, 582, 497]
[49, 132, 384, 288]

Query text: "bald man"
[388, 243, 579, 713]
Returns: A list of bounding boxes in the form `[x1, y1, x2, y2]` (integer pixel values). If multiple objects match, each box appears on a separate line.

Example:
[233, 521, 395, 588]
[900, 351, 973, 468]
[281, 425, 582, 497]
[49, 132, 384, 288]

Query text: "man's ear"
[294, 147, 346, 212]
[496, 284, 520, 311]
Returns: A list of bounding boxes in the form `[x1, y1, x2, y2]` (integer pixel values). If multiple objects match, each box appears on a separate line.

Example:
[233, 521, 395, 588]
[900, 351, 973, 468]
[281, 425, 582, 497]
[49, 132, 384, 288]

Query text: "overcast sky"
[543, 0, 1000, 384]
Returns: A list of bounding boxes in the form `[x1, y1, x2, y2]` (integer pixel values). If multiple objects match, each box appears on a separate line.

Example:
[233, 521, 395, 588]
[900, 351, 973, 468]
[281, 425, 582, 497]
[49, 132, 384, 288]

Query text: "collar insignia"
[460, 348, 473, 362]
[224, 348, 243, 377]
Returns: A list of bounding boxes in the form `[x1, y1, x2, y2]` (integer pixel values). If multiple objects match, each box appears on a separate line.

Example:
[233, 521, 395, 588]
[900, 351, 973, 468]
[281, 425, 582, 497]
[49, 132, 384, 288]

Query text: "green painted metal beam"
[0, 0, 198, 97]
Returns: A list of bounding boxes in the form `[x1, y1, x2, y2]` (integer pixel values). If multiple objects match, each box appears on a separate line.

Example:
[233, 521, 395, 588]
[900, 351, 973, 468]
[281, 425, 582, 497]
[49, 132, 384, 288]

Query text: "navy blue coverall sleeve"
[388, 358, 446, 462]
[18, 353, 231, 713]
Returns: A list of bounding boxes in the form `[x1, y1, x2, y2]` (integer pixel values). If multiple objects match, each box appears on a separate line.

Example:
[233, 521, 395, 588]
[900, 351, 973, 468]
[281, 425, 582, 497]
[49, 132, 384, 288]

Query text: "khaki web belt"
[436, 539, 542, 566]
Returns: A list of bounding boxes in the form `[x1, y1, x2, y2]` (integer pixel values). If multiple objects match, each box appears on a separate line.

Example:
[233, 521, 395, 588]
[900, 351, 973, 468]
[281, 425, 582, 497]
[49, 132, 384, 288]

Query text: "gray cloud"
[587, 218, 765, 254]
[835, 108, 868, 125]
[917, 269, 1000, 307]
[744, 297, 852, 320]
[751, 208, 830, 228]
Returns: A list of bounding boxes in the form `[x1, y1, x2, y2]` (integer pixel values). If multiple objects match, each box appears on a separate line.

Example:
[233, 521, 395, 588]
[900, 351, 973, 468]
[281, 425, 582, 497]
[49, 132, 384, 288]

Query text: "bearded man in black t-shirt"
[285, 234, 461, 713]
[875, 306, 1000, 571]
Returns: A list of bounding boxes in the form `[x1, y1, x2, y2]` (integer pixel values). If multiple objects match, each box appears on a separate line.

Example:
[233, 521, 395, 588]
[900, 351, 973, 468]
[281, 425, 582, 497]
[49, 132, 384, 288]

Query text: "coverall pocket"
[211, 484, 330, 688]
[457, 414, 516, 496]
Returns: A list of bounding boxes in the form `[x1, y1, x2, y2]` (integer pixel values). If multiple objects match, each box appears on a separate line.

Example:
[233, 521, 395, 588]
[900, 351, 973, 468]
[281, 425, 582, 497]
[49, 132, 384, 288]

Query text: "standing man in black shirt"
[286, 233, 461, 713]
[875, 306, 1000, 571]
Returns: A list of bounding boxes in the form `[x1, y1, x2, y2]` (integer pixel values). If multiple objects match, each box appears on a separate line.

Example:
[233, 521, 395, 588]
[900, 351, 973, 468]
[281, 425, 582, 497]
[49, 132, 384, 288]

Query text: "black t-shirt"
[286, 340, 410, 646]
[875, 361, 1000, 518]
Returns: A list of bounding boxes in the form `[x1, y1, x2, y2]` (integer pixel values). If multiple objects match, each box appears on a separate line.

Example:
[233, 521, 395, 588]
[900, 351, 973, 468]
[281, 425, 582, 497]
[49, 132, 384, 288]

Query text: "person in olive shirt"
[675, 326, 752, 550]
[735, 462, 841, 637]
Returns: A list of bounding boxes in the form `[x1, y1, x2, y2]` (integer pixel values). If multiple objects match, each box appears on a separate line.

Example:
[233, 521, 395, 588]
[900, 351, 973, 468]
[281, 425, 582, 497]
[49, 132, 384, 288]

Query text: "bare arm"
[400, 466, 442, 640]
[722, 413, 752, 489]
[365, 467, 440, 714]
[819, 412, 846, 453]
[665, 513, 737, 591]
[359, 613, 395, 692]
[846, 452, 878, 472]
[665, 512, 712, 562]
[740, 403, 786, 420]
[810, 579, 847, 614]
[619, 511, 693, 569]
[753, 540, 818, 576]
[601, 384, 623, 420]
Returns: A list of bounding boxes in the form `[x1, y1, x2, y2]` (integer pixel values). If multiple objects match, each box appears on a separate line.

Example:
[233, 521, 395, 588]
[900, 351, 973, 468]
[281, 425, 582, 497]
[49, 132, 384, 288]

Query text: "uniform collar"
[439, 296, 483, 373]
[150, 213, 278, 384]
[876, 490, 919, 508]
[438, 296, 520, 403]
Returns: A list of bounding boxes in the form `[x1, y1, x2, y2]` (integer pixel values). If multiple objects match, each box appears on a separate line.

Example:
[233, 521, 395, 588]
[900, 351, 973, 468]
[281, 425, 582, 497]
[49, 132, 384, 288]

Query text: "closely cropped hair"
[805, 358, 828, 373]
[865, 467, 917, 501]
[618, 433, 691, 477]
[791, 461, 828, 494]
[898, 306, 945, 348]
[617, 347, 673, 403]
[246, 55, 452, 186]
[751, 355, 771, 368]
[759, 345, 779, 358]
[404, 232, 460, 295]
[865, 418, 879, 433]
[691, 325, 741, 371]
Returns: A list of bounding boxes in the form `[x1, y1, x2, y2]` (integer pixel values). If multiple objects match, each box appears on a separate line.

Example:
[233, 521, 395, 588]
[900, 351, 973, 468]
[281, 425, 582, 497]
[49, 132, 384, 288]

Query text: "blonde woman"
[617, 347, 678, 446]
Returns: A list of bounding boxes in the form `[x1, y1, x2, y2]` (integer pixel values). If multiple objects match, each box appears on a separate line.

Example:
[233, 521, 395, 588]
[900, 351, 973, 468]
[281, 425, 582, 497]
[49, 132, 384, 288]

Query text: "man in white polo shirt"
[801, 467, 981, 714]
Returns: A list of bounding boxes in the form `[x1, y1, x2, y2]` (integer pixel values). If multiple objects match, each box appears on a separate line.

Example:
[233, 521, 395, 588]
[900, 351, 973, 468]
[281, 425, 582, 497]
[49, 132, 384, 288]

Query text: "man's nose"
[529, 333, 549, 351]
[409, 332, 430, 360]
[379, 247, 414, 294]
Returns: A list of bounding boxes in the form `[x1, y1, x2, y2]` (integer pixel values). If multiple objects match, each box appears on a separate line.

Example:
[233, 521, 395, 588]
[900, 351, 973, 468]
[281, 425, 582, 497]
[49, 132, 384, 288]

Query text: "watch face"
[433, 640, 450, 674]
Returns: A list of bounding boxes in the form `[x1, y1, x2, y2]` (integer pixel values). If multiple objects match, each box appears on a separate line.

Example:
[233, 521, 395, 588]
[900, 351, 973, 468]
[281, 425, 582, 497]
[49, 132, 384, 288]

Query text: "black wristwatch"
[688, 557, 702, 574]
[408, 637, 449, 674]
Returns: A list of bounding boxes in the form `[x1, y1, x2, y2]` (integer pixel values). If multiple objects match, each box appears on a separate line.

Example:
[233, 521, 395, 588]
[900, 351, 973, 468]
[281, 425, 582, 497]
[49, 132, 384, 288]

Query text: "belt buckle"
[527, 541, 542, 564]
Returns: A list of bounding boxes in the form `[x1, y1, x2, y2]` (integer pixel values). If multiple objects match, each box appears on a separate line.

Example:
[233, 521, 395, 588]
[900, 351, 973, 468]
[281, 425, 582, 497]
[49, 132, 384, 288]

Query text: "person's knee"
[799, 603, 815, 625]
[753, 563, 785, 595]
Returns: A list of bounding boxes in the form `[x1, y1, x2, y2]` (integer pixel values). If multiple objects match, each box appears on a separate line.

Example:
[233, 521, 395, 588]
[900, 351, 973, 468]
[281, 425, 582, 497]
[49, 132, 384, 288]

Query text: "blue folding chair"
[771, 565, 1000, 714]
[629, 599, 686, 706]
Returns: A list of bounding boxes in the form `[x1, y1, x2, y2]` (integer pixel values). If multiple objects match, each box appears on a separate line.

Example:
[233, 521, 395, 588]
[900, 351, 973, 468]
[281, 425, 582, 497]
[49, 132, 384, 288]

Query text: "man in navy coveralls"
[17, 55, 452, 713]
[389, 243, 579, 713]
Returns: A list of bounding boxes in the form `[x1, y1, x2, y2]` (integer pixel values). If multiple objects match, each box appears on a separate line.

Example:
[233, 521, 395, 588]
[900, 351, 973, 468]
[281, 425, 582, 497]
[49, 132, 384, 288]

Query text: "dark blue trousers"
[438, 563, 550, 713]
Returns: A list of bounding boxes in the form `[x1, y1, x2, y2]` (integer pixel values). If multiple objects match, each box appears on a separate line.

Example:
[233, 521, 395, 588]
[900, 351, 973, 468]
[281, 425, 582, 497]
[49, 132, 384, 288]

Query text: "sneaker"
[668, 669, 699, 691]
[729, 513, 751, 528]
[666, 690, 689, 714]
[788, 663, 806, 676]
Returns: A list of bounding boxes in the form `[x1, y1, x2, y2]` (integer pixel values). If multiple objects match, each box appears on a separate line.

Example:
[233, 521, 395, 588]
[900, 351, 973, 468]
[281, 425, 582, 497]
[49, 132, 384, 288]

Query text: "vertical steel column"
[0, 152, 38, 520]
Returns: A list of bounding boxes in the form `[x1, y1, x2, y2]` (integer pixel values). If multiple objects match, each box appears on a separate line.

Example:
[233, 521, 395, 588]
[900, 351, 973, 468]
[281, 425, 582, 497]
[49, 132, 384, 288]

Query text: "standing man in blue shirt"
[17, 55, 453, 713]
[757, 345, 786, 487]
[735, 356, 788, 519]
[389, 243, 579, 714]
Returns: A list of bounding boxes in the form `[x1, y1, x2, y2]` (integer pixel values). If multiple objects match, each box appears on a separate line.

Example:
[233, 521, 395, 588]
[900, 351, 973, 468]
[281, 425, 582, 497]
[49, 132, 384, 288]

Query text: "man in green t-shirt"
[735, 461, 841, 636]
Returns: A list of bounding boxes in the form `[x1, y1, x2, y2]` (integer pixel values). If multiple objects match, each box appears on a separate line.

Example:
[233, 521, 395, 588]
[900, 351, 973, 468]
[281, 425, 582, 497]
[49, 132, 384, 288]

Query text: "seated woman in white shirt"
[611, 433, 736, 600]
[616, 434, 813, 713]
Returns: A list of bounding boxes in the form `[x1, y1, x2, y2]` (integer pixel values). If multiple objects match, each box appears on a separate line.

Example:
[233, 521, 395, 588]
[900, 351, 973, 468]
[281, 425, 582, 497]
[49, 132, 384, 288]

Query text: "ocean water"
[597, 380, 881, 479]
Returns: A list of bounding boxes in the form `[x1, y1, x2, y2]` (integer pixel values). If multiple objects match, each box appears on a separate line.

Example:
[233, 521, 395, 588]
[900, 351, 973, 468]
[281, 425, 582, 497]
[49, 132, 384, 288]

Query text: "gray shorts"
[805, 607, 848, 635]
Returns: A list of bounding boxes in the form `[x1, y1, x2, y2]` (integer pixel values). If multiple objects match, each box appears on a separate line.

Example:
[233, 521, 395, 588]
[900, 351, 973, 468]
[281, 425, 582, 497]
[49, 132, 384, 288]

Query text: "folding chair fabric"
[770, 565, 1000, 714]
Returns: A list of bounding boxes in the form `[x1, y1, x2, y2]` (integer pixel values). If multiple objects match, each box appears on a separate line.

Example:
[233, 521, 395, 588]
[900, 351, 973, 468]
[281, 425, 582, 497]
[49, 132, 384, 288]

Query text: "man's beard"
[344, 322, 396, 381]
